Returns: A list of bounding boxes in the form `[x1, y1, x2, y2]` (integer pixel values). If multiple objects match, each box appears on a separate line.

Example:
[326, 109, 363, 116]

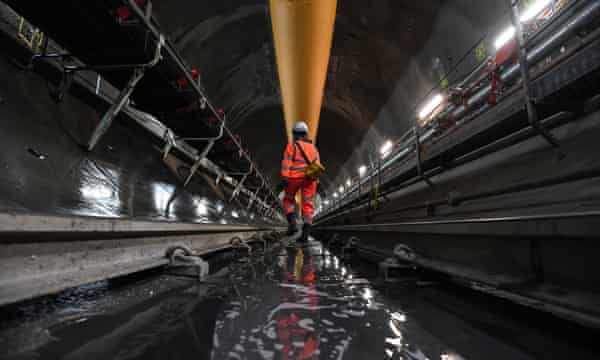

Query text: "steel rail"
[319, 210, 600, 229]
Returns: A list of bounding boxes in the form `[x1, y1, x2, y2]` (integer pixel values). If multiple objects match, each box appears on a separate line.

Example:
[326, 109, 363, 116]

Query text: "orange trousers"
[283, 177, 317, 224]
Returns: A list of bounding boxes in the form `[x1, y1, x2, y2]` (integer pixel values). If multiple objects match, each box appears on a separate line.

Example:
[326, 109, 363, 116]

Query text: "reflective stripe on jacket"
[281, 140, 319, 178]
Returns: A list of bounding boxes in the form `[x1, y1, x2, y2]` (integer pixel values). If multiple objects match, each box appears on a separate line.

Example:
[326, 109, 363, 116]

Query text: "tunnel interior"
[1, 0, 600, 358]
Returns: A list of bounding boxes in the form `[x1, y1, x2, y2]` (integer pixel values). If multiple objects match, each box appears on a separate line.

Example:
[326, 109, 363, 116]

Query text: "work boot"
[300, 223, 311, 242]
[286, 214, 297, 236]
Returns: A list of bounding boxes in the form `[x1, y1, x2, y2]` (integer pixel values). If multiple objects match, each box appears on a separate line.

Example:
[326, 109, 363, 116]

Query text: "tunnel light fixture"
[338, 185, 344, 193]
[346, 179, 352, 187]
[520, 0, 552, 22]
[418, 94, 443, 120]
[358, 165, 367, 176]
[333, 192, 339, 198]
[494, 26, 516, 50]
[194, 198, 208, 216]
[324, 200, 330, 205]
[380, 140, 393, 157]
[494, 0, 552, 50]
[363, 288, 373, 299]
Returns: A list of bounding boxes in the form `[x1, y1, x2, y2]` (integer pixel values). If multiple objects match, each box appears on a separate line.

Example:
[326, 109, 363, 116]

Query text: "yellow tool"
[269, 0, 338, 142]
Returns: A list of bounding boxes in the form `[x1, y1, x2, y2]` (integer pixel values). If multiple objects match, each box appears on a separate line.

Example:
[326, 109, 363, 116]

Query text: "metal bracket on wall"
[215, 173, 223, 186]
[261, 196, 269, 213]
[162, 129, 176, 160]
[414, 126, 433, 187]
[229, 163, 254, 201]
[508, 0, 560, 149]
[183, 117, 226, 187]
[248, 178, 265, 209]
[87, 35, 165, 151]
[28, 52, 71, 69]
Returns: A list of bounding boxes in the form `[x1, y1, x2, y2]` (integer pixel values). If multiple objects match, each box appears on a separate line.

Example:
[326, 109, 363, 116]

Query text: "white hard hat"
[293, 121, 309, 134]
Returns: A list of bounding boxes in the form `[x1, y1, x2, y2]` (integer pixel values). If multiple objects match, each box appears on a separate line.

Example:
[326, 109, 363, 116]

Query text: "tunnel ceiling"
[152, 0, 443, 189]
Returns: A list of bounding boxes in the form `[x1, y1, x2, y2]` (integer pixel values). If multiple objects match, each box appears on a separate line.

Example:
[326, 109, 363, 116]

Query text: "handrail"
[126, 0, 281, 209]
[320, 0, 600, 218]
[1, 4, 282, 219]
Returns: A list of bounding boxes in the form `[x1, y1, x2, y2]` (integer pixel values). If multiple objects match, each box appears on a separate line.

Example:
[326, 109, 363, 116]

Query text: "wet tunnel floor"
[1, 238, 599, 360]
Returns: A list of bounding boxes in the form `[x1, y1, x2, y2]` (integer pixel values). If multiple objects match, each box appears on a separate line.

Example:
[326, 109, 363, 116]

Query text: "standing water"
[0, 239, 598, 359]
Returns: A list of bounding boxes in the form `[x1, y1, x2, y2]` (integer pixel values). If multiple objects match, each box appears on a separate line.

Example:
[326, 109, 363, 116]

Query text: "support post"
[183, 117, 225, 187]
[414, 126, 433, 187]
[162, 129, 176, 160]
[508, 0, 560, 148]
[230, 163, 254, 201]
[86, 35, 164, 151]
[248, 179, 265, 209]
[87, 68, 145, 150]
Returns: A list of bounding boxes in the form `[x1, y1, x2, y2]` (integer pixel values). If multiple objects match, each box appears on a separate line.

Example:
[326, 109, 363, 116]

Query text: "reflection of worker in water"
[280, 121, 321, 241]
[276, 248, 320, 359]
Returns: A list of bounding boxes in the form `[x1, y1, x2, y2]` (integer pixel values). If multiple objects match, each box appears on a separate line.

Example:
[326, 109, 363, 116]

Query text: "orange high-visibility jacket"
[281, 140, 320, 178]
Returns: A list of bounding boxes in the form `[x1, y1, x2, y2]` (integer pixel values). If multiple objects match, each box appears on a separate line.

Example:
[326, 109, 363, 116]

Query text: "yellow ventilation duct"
[269, 0, 338, 142]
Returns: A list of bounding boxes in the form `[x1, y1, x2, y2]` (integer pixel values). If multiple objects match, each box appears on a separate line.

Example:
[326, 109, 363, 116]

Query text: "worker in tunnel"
[280, 121, 322, 241]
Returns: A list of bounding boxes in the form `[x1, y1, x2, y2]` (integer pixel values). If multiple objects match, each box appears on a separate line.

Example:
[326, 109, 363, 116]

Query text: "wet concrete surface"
[0, 52, 273, 226]
[1, 238, 599, 360]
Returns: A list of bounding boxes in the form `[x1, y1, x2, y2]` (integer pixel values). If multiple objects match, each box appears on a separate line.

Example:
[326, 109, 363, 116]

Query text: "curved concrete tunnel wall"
[0, 55, 267, 225]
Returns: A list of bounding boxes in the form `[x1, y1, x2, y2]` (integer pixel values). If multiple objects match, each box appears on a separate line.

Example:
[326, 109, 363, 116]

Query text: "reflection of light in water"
[81, 184, 113, 199]
[231, 211, 239, 218]
[441, 353, 465, 360]
[216, 203, 224, 213]
[152, 183, 175, 212]
[389, 319, 402, 337]
[385, 349, 394, 358]
[341, 267, 347, 276]
[362, 287, 375, 308]
[385, 337, 402, 346]
[194, 198, 209, 216]
[391, 312, 406, 323]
